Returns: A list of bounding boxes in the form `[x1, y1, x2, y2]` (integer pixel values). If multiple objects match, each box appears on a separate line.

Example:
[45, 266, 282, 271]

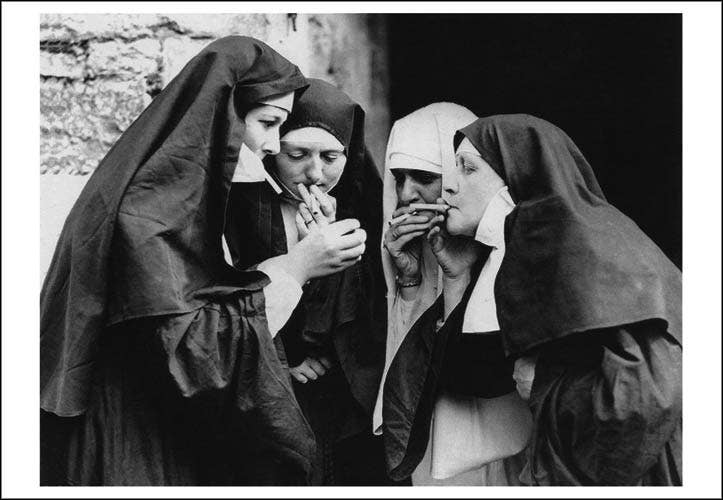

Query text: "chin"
[445, 218, 463, 236]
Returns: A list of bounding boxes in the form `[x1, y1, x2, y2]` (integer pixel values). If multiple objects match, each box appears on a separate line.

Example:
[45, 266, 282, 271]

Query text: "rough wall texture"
[40, 13, 390, 174]
[39, 13, 390, 281]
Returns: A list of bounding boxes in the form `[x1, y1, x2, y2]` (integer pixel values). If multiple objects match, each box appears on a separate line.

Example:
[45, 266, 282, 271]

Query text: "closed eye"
[285, 151, 307, 160]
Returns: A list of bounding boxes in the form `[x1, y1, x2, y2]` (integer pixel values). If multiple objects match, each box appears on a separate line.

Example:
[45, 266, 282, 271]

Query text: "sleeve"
[523, 321, 682, 486]
[372, 289, 420, 434]
[146, 287, 316, 481]
[256, 261, 303, 337]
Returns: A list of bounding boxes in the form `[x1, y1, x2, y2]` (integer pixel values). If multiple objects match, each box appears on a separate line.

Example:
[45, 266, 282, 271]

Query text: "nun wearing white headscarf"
[372, 103, 528, 485]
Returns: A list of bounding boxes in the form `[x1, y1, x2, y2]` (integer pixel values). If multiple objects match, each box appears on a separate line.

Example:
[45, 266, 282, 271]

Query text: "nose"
[305, 155, 324, 184]
[442, 169, 458, 198]
[398, 177, 420, 205]
[261, 129, 280, 156]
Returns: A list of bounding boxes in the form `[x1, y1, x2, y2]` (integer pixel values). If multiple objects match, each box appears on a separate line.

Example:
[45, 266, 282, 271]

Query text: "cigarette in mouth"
[409, 203, 450, 212]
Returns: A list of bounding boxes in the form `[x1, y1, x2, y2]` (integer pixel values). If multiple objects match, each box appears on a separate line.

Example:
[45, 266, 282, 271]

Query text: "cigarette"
[409, 203, 450, 212]
[262, 169, 283, 195]
[388, 213, 411, 226]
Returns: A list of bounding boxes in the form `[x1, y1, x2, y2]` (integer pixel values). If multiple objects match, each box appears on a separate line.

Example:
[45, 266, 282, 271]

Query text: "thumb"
[427, 226, 444, 253]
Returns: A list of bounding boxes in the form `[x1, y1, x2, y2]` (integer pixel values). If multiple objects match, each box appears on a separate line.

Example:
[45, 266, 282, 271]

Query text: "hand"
[383, 206, 442, 280]
[296, 184, 337, 239]
[269, 218, 365, 284]
[427, 199, 484, 279]
[513, 355, 538, 401]
[290, 356, 334, 384]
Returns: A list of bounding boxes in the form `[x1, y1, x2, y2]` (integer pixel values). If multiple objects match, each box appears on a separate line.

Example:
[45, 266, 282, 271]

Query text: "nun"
[224, 78, 391, 485]
[445, 114, 682, 485]
[374, 103, 530, 485]
[40, 37, 367, 486]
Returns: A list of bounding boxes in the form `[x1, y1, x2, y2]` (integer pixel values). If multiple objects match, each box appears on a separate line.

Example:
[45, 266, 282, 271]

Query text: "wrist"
[442, 268, 471, 285]
[396, 270, 422, 287]
[265, 253, 309, 286]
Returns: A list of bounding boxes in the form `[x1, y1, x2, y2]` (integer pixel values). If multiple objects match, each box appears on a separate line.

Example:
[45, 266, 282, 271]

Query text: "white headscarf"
[373, 102, 477, 434]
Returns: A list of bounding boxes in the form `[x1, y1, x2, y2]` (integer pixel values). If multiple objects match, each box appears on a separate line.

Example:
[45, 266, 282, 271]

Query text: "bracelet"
[396, 274, 422, 287]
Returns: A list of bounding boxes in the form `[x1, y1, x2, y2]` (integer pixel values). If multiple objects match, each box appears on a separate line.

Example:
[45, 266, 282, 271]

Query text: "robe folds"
[522, 321, 682, 485]
[40, 37, 316, 485]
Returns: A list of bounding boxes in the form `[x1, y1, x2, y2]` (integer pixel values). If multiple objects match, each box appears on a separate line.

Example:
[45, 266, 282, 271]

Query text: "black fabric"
[224, 79, 388, 484]
[522, 320, 682, 485]
[455, 114, 682, 357]
[381, 261, 517, 481]
[39, 36, 318, 485]
[40, 301, 316, 486]
[439, 331, 516, 398]
[40, 36, 308, 417]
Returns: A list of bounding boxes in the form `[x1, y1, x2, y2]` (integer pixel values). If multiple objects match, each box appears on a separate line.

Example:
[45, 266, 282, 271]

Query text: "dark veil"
[455, 114, 682, 357]
[41, 36, 308, 417]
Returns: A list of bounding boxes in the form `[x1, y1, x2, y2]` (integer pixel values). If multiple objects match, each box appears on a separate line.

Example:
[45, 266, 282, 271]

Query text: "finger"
[337, 228, 367, 250]
[427, 226, 443, 249]
[297, 183, 314, 207]
[318, 356, 333, 369]
[393, 222, 436, 236]
[391, 206, 418, 218]
[298, 204, 319, 231]
[295, 213, 309, 238]
[308, 196, 326, 225]
[306, 358, 327, 376]
[290, 369, 308, 384]
[298, 364, 318, 380]
[394, 230, 428, 247]
[337, 243, 366, 261]
[329, 218, 361, 237]
[309, 185, 334, 217]
[298, 203, 314, 224]
[391, 215, 432, 228]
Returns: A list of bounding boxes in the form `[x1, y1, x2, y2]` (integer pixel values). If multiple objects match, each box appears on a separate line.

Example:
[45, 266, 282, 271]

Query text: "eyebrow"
[259, 114, 283, 122]
[280, 142, 345, 153]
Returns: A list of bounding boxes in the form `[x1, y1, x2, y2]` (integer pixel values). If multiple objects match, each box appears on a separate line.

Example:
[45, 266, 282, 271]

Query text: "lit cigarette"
[388, 213, 411, 226]
[409, 203, 450, 212]
[262, 169, 283, 195]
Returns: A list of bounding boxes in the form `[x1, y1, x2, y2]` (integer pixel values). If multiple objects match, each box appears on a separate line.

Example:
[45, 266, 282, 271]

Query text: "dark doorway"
[388, 14, 682, 267]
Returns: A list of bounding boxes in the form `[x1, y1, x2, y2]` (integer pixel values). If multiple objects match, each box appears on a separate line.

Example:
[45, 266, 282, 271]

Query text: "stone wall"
[39, 13, 390, 281]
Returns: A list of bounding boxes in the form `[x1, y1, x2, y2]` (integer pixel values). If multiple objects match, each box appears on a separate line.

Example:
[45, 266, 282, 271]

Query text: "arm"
[526, 321, 682, 485]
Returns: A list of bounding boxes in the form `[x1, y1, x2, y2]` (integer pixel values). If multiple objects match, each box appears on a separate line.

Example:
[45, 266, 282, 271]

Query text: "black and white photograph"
[2, 1, 721, 497]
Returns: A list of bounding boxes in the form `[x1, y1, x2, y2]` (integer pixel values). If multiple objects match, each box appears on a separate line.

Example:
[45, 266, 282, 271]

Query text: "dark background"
[388, 14, 682, 267]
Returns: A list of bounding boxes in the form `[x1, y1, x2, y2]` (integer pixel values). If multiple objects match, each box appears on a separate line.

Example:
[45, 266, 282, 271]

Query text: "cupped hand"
[282, 218, 366, 283]
[427, 199, 484, 279]
[383, 206, 441, 280]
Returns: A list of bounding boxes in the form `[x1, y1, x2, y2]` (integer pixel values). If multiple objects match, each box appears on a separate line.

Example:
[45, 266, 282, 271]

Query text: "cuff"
[257, 261, 303, 337]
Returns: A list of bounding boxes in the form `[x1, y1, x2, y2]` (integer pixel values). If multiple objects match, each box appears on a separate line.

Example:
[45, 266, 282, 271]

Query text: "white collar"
[474, 186, 515, 248]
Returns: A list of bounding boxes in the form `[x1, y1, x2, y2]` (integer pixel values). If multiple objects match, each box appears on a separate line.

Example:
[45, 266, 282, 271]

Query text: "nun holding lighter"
[40, 37, 369, 486]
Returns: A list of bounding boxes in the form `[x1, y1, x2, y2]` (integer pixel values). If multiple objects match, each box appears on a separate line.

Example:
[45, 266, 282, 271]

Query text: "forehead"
[248, 105, 289, 119]
[281, 127, 344, 150]
[391, 168, 440, 178]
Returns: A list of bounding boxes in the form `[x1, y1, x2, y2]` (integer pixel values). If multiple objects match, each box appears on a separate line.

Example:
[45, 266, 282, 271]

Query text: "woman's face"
[273, 127, 347, 196]
[243, 105, 290, 158]
[443, 137, 505, 236]
[392, 169, 442, 207]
